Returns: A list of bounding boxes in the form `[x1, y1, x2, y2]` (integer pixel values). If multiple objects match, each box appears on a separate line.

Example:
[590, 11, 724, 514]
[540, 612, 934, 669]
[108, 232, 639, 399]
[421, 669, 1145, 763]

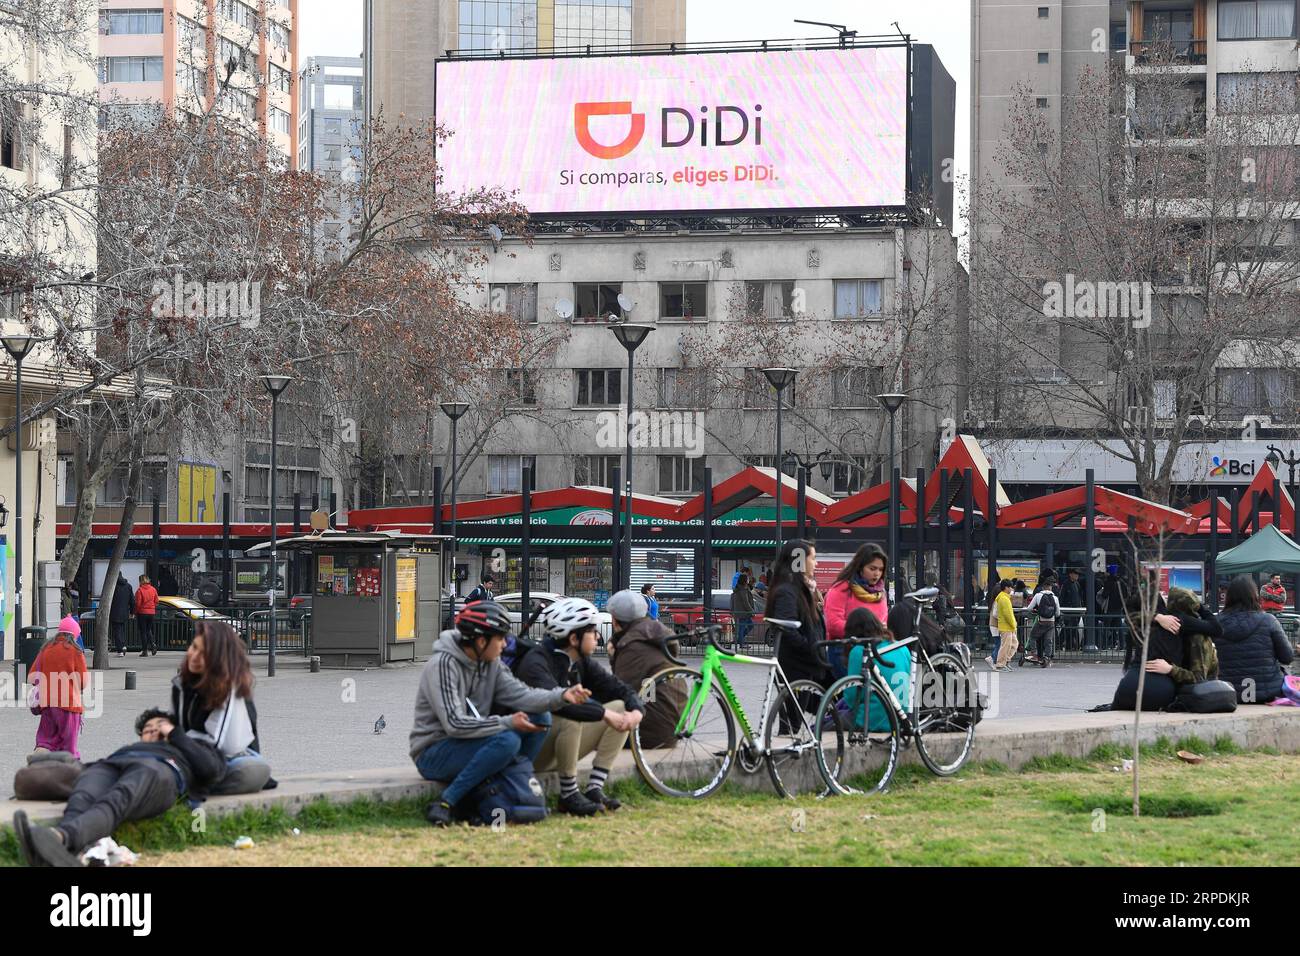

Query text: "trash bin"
[19, 626, 47, 671]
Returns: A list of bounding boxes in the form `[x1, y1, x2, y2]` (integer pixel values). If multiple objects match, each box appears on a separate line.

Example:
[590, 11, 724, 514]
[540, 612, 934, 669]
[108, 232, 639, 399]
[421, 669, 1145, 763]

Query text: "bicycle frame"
[676, 641, 816, 755]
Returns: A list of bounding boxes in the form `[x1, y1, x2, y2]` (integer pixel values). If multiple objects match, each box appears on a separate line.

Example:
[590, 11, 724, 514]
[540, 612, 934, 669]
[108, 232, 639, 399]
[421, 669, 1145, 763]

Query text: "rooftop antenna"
[890, 21, 908, 40]
[793, 18, 858, 42]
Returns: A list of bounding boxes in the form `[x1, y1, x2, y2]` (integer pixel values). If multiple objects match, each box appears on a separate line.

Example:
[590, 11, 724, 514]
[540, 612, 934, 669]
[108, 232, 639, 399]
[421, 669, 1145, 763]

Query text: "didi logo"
[574, 101, 645, 159]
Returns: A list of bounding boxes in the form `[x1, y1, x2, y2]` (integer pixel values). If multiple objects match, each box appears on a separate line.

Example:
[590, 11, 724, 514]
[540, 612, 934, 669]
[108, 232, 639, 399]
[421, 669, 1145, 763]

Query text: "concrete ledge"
[4, 708, 1298, 828]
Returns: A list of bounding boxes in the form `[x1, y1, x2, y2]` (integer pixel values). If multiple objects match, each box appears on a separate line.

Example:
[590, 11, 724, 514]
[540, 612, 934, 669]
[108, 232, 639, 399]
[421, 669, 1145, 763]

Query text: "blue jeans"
[416, 714, 549, 806]
[736, 617, 753, 644]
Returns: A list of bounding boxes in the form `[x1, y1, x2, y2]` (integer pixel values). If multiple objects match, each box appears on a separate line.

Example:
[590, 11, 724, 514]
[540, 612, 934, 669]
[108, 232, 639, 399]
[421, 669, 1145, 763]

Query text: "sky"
[298, 0, 971, 237]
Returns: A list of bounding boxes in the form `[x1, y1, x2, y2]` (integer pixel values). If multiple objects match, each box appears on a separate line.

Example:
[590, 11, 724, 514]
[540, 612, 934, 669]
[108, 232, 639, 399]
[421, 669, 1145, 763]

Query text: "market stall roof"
[1187, 460, 1295, 534]
[1214, 523, 1300, 574]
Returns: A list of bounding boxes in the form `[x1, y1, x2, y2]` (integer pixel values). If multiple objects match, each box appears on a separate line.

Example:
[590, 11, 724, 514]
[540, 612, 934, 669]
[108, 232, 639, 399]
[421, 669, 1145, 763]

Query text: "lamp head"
[2, 334, 37, 361]
[876, 392, 908, 414]
[440, 401, 470, 421]
[261, 374, 292, 398]
[762, 367, 797, 391]
[610, 323, 653, 352]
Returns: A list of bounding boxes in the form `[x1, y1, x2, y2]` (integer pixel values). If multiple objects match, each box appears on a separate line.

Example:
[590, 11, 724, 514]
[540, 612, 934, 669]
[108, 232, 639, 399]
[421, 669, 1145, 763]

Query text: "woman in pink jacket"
[824, 544, 890, 678]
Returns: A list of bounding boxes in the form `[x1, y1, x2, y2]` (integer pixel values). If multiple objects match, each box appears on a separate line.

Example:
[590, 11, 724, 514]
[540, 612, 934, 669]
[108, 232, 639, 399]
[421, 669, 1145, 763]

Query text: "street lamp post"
[876, 392, 908, 598]
[3, 334, 36, 678]
[440, 401, 469, 626]
[261, 374, 292, 677]
[610, 324, 654, 590]
[763, 368, 798, 556]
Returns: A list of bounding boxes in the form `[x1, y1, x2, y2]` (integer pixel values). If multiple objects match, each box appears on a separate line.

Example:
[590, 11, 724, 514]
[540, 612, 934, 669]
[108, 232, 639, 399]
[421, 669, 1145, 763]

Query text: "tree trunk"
[92, 456, 141, 670]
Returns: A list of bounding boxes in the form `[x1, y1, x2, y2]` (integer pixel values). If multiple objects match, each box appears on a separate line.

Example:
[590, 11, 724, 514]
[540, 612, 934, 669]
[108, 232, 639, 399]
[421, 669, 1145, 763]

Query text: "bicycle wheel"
[763, 679, 826, 798]
[913, 652, 978, 776]
[813, 674, 900, 796]
[631, 667, 737, 799]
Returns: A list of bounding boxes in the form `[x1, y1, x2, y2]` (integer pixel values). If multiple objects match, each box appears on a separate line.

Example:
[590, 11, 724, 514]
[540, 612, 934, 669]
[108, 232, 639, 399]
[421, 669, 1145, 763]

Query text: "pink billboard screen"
[435, 47, 908, 215]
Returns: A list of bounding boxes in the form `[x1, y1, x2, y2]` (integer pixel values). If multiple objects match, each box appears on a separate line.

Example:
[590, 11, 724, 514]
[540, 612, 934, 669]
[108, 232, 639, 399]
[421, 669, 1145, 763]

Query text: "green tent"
[1214, 523, 1300, 575]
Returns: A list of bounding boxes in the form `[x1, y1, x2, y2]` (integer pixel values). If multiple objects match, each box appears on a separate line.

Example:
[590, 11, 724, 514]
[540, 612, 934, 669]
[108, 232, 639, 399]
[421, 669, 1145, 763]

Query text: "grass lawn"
[5, 737, 1296, 867]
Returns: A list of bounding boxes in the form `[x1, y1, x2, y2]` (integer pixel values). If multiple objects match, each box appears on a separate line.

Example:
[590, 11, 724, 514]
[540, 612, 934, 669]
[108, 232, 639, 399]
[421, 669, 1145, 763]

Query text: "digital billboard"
[434, 46, 908, 216]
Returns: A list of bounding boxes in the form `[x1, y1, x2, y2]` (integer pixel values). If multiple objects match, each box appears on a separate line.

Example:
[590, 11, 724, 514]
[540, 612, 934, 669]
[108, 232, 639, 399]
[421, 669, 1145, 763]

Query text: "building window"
[100, 56, 165, 83]
[744, 368, 796, 408]
[489, 283, 537, 323]
[657, 455, 705, 494]
[1217, 368, 1297, 422]
[658, 367, 709, 408]
[270, 108, 291, 134]
[104, 462, 168, 505]
[1218, 0, 1295, 39]
[574, 455, 621, 487]
[1037, 6, 1049, 17]
[320, 477, 334, 506]
[1037, 52, 1049, 64]
[1, 101, 22, 171]
[743, 280, 796, 319]
[741, 454, 798, 479]
[831, 367, 884, 408]
[268, 20, 290, 50]
[1036, 97, 1049, 108]
[270, 63, 292, 94]
[832, 457, 874, 495]
[99, 9, 164, 34]
[573, 282, 622, 321]
[502, 368, 539, 406]
[487, 455, 537, 495]
[833, 279, 883, 318]
[1217, 72, 1299, 113]
[218, 0, 260, 32]
[659, 282, 707, 320]
[554, 0, 633, 51]
[574, 369, 622, 407]
[458, 0, 540, 53]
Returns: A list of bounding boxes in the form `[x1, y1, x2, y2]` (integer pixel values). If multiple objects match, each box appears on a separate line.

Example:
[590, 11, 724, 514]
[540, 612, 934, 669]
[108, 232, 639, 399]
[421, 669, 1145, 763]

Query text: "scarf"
[849, 574, 886, 603]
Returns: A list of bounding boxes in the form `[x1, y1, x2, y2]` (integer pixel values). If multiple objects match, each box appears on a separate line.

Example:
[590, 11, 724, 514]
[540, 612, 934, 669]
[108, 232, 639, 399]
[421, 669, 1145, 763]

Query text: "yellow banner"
[395, 557, 417, 641]
[178, 462, 217, 523]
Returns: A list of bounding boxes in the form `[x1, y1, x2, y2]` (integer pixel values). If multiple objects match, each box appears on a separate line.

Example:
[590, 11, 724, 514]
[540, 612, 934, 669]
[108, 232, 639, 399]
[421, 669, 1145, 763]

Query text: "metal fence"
[79, 607, 312, 657]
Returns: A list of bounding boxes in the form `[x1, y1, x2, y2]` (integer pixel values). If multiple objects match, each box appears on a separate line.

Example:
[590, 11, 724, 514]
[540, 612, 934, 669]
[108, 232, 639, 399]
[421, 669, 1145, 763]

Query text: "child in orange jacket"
[31, 617, 90, 759]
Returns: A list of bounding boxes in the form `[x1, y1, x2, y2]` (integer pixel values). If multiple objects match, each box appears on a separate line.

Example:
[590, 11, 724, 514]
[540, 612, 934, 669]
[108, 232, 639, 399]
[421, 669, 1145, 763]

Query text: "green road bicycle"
[630, 623, 826, 799]
[813, 588, 979, 795]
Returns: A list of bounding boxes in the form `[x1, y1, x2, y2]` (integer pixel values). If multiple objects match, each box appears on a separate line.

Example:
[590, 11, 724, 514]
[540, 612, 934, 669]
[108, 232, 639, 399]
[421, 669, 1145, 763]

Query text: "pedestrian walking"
[1024, 572, 1059, 665]
[30, 617, 90, 760]
[986, 579, 1018, 671]
[466, 572, 496, 604]
[640, 582, 659, 620]
[1060, 568, 1085, 651]
[729, 572, 756, 645]
[135, 574, 158, 657]
[109, 573, 134, 656]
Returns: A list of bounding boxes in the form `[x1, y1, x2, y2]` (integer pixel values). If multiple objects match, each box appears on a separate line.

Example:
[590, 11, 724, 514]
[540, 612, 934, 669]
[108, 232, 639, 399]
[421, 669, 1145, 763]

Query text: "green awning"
[1215, 524, 1300, 574]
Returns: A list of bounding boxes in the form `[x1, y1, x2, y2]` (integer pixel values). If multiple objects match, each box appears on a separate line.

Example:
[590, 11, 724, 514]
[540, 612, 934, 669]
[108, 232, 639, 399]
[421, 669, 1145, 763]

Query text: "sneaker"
[12, 811, 38, 867]
[557, 790, 602, 816]
[28, 826, 81, 867]
[424, 800, 454, 827]
[984, 656, 996, 670]
[584, 788, 620, 812]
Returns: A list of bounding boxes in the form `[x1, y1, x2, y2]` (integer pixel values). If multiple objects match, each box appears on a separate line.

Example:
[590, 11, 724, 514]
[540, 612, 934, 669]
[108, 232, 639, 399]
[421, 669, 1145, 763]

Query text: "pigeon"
[373, 715, 386, 735]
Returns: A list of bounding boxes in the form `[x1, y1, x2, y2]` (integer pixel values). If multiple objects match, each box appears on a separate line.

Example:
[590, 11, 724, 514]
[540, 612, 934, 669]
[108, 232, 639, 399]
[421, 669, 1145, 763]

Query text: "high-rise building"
[363, 0, 687, 124]
[97, 1, 300, 165]
[298, 56, 364, 245]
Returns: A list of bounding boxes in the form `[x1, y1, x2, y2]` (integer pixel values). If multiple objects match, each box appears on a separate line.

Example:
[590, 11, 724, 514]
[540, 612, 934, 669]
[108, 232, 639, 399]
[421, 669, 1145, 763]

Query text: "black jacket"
[108, 726, 227, 791]
[109, 578, 135, 624]
[1143, 605, 1220, 669]
[171, 677, 262, 754]
[1215, 609, 1294, 703]
[517, 637, 643, 721]
[768, 581, 832, 686]
[1060, 578, 1084, 611]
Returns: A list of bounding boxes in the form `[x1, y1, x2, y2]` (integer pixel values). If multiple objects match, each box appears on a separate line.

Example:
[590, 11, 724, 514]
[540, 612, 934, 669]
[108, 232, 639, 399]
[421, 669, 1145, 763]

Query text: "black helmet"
[455, 600, 512, 641]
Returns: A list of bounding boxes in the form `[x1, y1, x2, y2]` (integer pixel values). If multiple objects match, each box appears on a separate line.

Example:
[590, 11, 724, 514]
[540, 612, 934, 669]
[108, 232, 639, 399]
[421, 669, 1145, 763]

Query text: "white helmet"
[541, 597, 600, 642]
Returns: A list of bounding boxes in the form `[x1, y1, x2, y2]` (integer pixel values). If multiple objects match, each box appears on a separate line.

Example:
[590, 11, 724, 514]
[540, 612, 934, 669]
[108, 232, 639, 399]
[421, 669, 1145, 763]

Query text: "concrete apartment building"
[97, 0, 300, 164]
[2, 5, 99, 633]
[363, 0, 687, 123]
[968, 0, 1300, 499]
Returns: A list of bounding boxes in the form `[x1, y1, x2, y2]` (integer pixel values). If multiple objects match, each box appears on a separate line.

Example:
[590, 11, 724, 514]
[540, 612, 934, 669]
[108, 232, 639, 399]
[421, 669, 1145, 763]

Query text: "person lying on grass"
[411, 600, 590, 828]
[13, 707, 227, 867]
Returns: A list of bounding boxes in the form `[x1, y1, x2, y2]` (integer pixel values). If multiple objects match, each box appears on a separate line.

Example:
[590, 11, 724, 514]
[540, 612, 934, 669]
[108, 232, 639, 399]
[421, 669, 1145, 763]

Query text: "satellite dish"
[616, 293, 635, 312]
[487, 224, 502, 242]
[554, 298, 574, 320]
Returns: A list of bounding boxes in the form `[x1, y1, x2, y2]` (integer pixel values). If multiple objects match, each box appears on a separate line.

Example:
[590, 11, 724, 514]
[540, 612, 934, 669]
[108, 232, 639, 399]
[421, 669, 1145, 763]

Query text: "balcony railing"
[1130, 38, 1207, 64]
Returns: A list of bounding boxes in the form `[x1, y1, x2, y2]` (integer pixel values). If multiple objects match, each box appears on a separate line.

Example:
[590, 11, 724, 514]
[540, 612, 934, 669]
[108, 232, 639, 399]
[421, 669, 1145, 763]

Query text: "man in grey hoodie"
[411, 600, 590, 826]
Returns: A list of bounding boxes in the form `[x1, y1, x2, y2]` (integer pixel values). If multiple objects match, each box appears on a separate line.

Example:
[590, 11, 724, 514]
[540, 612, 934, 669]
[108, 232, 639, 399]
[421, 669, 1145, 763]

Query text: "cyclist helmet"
[540, 597, 600, 645]
[455, 600, 512, 642]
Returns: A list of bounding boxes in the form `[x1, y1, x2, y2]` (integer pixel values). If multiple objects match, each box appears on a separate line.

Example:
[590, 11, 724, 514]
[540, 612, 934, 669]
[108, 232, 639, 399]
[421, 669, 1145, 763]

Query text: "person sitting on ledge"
[13, 707, 227, 867]
[1100, 586, 1222, 712]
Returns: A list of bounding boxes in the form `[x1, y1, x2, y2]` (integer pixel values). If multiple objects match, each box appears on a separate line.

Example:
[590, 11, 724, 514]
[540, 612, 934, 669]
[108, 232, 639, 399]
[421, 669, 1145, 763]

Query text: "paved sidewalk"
[1, 653, 1123, 789]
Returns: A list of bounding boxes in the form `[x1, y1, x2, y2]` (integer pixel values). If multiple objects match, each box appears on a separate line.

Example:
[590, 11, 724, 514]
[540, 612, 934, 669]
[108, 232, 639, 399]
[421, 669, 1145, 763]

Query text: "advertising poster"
[317, 555, 334, 592]
[395, 557, 416, 641]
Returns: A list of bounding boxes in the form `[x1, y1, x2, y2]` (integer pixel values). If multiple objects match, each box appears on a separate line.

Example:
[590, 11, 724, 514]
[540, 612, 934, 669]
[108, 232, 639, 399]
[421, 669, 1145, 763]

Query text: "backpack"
[1036, 592, 1058, 620]
[1166, 680, 1237, 714]
[500, 634, 540, 679]
[465, 755, 547, 825]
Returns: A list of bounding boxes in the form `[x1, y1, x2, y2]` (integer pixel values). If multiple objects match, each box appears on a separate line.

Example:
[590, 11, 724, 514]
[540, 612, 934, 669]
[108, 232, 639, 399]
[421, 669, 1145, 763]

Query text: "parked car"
[661, 590, 744, 633]
[79, 596, 230, 651]
[493, 591, 614, 644]
[288, 593, 312, 625]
